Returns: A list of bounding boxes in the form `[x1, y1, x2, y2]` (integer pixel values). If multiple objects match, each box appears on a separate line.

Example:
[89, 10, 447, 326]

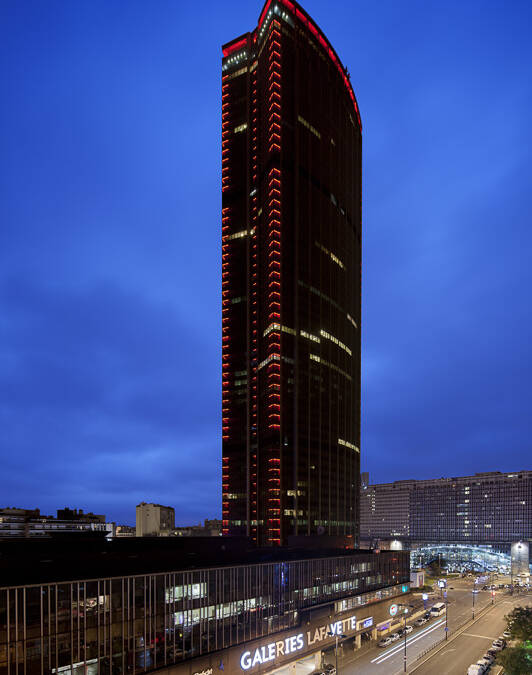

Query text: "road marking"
[370, 621, 445, 663]
[462, 632, 496, 640]
[439, 649, 456, 656]
[371, 620, 445, 664]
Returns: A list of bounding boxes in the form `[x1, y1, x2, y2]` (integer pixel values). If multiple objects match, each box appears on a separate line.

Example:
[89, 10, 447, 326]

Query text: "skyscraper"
[222, 0, 362, 546]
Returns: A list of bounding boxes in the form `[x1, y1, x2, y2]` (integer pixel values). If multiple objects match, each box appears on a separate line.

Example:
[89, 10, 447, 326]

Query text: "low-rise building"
[174, 518, 222, 537]
[0, 536, 410, 675]
[114, 524, 136, 537]
[136, 502, 175, 536]
[0, 507, 112, 539]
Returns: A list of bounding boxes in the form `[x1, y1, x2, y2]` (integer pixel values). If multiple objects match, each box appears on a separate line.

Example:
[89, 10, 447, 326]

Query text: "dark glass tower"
[222, 0, 362, 546]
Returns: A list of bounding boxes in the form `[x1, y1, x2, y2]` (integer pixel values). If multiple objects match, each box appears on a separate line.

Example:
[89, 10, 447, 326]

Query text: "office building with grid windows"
[360, 470, 532, 546]
[222, 0, 362, 546]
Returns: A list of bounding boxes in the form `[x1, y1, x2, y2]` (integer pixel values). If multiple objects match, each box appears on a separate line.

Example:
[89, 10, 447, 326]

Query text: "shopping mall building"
[0, 536, 410, 675]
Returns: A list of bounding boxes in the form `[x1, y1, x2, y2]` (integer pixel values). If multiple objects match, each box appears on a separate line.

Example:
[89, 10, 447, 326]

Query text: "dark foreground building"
[222, 0, 362, 546]
[0, 537, 410, 675]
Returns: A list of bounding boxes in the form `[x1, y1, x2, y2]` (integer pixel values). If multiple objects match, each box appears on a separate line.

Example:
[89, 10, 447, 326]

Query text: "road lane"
[331, 583, 516, 675]
[412, 597, 529, 675]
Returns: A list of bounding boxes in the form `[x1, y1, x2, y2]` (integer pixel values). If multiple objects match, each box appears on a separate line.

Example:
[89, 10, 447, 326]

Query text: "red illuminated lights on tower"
[222, 1, 362, 546]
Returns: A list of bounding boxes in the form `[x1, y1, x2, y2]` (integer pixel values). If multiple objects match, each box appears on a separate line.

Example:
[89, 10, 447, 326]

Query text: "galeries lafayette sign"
[239, 615, 357, 670]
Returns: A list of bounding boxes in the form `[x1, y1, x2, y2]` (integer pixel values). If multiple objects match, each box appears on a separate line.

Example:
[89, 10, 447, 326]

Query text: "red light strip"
[221, 75, 234, 534]
[255, 0, 362, 128]
[222, 37, 247, 58]
[266, 28, 283, 545]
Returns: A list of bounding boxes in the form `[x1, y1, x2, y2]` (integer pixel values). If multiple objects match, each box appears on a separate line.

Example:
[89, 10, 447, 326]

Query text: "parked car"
[404, 625, 413, 634]
[477, 657, 492, 670]
[378, 637, 392, 647]
[502, 630, 511, 639]
[467, 663, 486, 675]
[389, 632, 401, 642]
[323, 666, 336, 675]
[482, 653, 495, 664]
[414, 617, 427, 627]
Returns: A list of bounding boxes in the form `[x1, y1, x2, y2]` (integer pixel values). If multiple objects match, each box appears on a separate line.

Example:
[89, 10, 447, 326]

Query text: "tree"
[427, 557, 447, 577]
[506, 606, 532, 642]
[496, 647, 532, 675]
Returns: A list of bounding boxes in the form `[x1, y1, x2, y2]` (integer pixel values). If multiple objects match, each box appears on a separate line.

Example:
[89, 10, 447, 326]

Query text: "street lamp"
[326, 632, 347, 674]
[472, 589, 478, 620]
[397, 603, 415, 673]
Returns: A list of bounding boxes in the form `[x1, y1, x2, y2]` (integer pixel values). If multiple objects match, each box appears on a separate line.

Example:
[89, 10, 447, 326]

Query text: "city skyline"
[2, 0, 532, 525]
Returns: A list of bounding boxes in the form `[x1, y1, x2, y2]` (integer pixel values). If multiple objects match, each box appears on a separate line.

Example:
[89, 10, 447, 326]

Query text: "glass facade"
[0, 552, 409, 675]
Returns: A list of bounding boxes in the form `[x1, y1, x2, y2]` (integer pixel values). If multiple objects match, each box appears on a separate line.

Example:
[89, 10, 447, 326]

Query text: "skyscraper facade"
[222, 0, 362, 545]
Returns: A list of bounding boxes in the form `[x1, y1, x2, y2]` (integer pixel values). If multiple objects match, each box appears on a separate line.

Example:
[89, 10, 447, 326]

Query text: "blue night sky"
[1, 1, 531, 526]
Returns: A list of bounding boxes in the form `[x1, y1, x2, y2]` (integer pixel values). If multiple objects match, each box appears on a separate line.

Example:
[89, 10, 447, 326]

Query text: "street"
[411, 595, 526, 675]
[330, 577, 529, 675]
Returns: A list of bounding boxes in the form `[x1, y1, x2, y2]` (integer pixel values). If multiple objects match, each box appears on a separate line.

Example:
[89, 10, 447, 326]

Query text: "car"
[389, 632, 401, 642]
[414, 618, 427, 627]
[477, 657, 492, 670]
[467, 664, 486, 675]
[502, 630, 511, 639]
[323, 666, 336, 675]
[404, 625, 413, 634]
[483, 653, 495, 664]
[378, 637, 392, 647]
[491, 639, 505, 651]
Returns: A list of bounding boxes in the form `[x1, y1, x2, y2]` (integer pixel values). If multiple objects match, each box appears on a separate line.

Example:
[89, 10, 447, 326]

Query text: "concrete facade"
[136, 502, 175, 536]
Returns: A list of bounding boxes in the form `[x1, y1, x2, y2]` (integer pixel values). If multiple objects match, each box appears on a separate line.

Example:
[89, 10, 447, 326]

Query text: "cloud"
[0, 278, 220, 523]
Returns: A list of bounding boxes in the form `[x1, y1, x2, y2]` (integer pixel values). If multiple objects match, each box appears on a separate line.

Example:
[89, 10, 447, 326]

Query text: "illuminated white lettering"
[276, 640, 284, 656]
[240, 651, 252, 670]
[251, 649, 262, 667]
[296, 633, 304, 650]
[267, 643, 275, 661]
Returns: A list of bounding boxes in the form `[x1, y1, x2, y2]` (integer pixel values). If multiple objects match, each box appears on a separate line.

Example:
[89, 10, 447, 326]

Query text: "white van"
[430, 602, 446, 616]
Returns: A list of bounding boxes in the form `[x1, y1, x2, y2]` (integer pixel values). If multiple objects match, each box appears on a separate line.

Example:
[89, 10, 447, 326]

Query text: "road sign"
[389, 604, 398, 617]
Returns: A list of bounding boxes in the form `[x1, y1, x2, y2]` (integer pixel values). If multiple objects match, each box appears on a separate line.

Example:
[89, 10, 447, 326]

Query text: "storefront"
[163, 587, 412, 675]
[0, 538, 410, 675]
